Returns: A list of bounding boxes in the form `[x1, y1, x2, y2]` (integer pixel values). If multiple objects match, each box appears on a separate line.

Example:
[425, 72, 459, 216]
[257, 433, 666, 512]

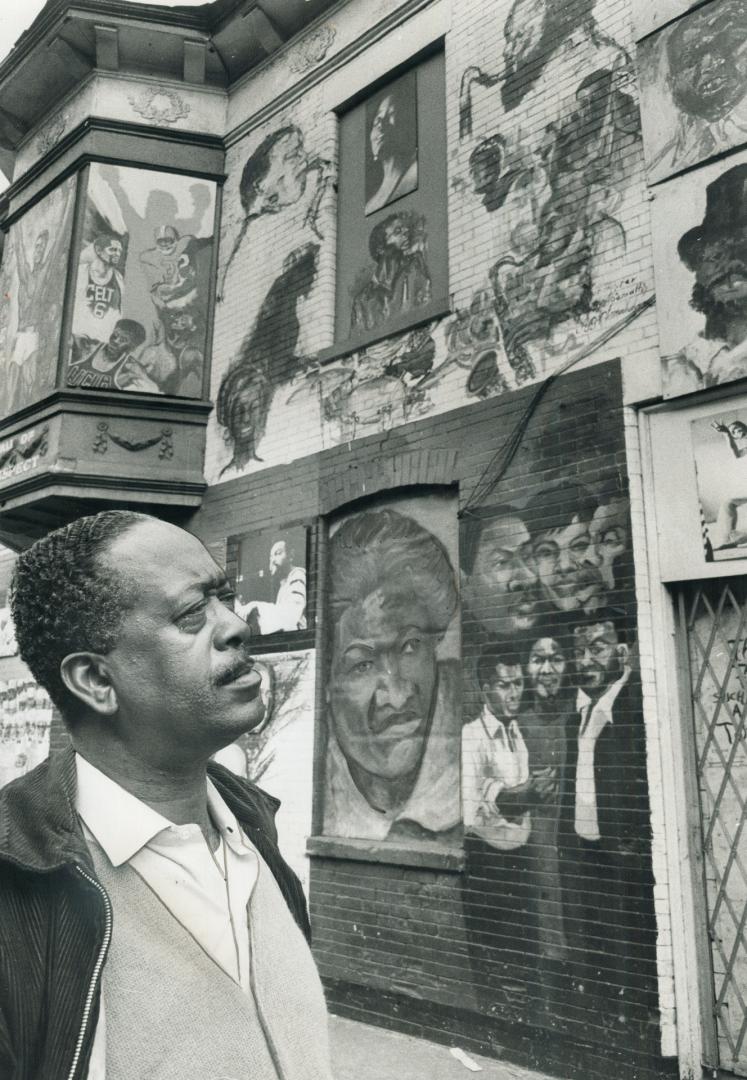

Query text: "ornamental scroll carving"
[93, 422, 173, 460]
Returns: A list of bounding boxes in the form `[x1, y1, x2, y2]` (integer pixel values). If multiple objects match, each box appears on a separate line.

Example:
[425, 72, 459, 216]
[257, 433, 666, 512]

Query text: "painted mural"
[0, 679, 53, 790]
[365, 69, 418, 216]
[0, 607, 17, 658]
[460, 466, 654, 1038]
[233, 525, 308, 634]
[655, 154, 747, 397]
[67, 164, 216, 397]
[0, 176, 75, 418]
[639, 0, 747, 185]
[213, 651, 315, 890]
[219, 125, 332, 299]
[691, 411, 747, 561]
[217, 242, 319, 473]
[349, 211, 432, 333]
[323, 495, 461, 842]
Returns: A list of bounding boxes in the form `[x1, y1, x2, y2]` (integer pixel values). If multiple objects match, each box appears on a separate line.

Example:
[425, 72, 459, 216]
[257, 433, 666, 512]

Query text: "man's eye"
[218, 590, 236, 610]
[177, 603, 206, 629]
[401, 637, 422, 655]
[352, 660, 374, 675]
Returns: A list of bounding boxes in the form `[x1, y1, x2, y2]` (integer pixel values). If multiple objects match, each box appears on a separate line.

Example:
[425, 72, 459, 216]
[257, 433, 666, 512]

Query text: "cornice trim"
[0, 390, 213, 437]
[225, 0, 439, 147]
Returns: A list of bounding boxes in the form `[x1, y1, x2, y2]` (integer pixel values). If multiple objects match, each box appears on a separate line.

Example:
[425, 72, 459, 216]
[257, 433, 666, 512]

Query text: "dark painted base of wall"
[323, 979, 680, 1080]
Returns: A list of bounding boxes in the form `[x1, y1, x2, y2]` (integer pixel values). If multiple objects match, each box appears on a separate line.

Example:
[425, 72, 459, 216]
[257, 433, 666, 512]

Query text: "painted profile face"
[531, 517, 604, 613]
[483, 662, 524, 719]
[252, 130, 307, 215]
[468, 514, 538, 632]
[527, 637, 566, 699]
[328, 588, 439, 789]
[269, 541, 289, 577]
[573, 621, 624, 692]
[370, 94, 396, 161]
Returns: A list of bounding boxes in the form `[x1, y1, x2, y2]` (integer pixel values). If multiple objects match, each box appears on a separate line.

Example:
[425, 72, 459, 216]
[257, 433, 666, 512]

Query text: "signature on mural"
[220, 125, 332, 299]
[349, 211, 432, 334]
[641, 0, 747, 182]
[663, 163, 747, 397]
[324, 507, 461, 842]
[217, 242, 319, 474]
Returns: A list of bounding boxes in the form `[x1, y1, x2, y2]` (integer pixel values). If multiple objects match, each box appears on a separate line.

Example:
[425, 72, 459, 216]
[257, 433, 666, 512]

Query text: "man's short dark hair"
[329, 508, 458, 635]
[93, 233, 121, 255]
[572, 606, 634, 646]
[113, 319, 146, 348]
[477, 640, 523, 688]
[523, 480, 598, 541]
[460, 503, 524, 574]
[10, 510, 152, 719]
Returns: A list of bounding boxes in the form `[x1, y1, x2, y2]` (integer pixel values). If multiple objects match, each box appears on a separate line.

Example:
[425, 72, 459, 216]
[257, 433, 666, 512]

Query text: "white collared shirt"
[574, 668, 630, 841]
[75, 753, 259, 1080]
[461, 705, 530, 849]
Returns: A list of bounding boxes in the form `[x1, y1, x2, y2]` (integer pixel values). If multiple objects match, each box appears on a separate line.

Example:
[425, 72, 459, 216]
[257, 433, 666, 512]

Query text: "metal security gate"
[681, 579, 747, 1076]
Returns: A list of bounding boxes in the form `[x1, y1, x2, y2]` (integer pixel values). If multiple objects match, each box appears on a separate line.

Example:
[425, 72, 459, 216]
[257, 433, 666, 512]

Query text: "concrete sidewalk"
[329, 1014, 555, 1080]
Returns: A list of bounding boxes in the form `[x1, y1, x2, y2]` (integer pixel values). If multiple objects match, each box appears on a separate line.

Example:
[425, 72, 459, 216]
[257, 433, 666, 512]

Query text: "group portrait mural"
[654, 154, 747, 397]
[0, 177, 75, 418]
[68, 163, 217, 397]
[317, 406, 655, 1041]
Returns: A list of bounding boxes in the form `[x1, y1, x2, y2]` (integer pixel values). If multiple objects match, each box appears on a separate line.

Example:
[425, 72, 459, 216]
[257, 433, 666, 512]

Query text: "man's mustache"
[214, 647, 257, 687]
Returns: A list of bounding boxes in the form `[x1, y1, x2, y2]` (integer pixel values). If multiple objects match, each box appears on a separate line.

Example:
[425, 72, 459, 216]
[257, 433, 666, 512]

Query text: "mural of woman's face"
[328, 588, 439, 790]
[370, 94, 397, 162]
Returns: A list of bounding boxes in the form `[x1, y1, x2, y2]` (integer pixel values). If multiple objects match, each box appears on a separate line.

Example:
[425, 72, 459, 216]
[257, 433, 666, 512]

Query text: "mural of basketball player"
[73, 233, 126, 343]
[68, 319, 147, 391]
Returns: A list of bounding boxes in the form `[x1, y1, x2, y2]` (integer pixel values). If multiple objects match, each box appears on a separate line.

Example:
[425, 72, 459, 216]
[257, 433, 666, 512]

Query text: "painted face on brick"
[573, 621, 627, 692]
[328, 589, 439, 791]
[531, 516, 604, 614]
[468, 514, 539, 632]
[483, 662, 524, 719]
[527, 637, 566, 700]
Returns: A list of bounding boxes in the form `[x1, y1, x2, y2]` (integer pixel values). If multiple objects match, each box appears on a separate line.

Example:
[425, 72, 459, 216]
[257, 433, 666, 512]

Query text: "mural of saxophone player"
[219, 125, 332, 298]
[459, 0, 632, 134]
[350, 211, 432, 334]
[217, 243, 319, 475]
[324, 508, 461, 842]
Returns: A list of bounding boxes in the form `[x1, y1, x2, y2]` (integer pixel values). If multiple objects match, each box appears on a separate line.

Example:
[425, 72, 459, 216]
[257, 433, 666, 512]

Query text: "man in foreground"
[0, 510, 332, 1080]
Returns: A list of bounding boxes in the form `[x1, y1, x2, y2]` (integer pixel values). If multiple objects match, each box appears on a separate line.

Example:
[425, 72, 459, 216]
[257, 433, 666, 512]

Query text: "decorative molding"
[288, 24, 337, 74]
[92, 421, 174, 459]
[35, 113, 67, 155]
[128, 84, 191, 125]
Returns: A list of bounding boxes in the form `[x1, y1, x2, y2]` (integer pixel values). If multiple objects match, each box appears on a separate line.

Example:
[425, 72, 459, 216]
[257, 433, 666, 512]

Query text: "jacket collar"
[0, 743, 281, 875]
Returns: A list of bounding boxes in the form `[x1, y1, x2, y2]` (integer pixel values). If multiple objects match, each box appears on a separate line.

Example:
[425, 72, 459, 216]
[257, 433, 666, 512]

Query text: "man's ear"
[60, 653, 118, 717]
[616, 642, 630, 668]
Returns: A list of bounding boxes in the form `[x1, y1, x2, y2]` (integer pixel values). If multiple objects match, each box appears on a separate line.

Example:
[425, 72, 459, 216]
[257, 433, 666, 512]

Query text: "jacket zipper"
[66, 866, 112, 1080]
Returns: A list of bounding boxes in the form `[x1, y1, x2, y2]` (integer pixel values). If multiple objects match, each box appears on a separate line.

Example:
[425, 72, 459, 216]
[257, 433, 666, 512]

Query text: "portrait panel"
[67, 163, 217, 398]
[364, 69, 418, 216]
[323, 490, 461, 844]
[0, 679, 53, 790]
[692, 410, 747, 561]
[639, 0, 747, 184]
[230, 524, 310, 636]
[0, 175, 76, 418]
[653, 152, 747, 398]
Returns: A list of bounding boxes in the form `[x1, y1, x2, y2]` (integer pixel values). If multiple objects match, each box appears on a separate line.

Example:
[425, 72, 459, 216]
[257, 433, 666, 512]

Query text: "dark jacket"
[0, 746, 311, 1080]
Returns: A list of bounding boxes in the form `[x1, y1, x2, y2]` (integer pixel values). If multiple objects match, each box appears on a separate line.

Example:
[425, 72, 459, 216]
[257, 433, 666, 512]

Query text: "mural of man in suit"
[559, 611, 653, 1028]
